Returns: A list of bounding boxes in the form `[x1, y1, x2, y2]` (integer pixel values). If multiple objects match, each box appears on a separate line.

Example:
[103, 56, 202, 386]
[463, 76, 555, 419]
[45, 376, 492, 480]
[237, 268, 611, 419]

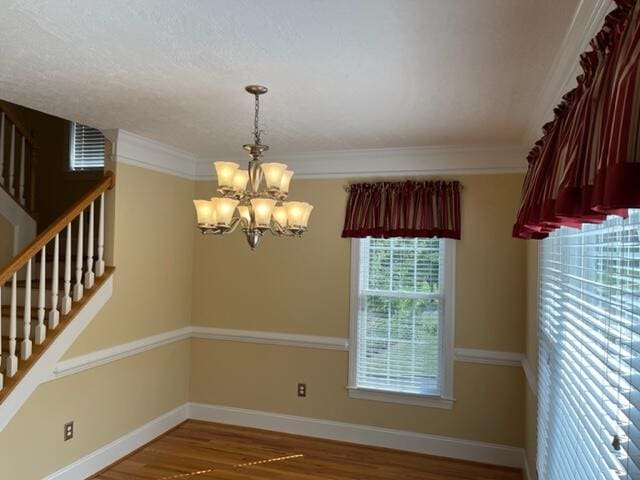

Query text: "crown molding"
[112, 130, 199, 180]
[524, 0, 613, 146]
[195, 144, 528, 180]
[108, 131, 527, 181]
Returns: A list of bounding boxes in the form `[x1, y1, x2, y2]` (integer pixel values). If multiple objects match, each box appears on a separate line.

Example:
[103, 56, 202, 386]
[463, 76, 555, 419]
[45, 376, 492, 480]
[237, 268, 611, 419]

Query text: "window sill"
[346, 386, 454, 410]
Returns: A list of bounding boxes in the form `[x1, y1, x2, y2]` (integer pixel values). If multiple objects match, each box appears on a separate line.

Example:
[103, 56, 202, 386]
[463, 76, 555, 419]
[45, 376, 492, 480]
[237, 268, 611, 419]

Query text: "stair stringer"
[0, 275, 113, 431]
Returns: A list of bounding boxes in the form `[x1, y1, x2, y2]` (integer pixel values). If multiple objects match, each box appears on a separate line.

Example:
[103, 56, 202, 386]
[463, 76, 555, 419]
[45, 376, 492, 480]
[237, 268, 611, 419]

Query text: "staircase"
[0, 172, 114, 403]
[0, 101, 38, 213]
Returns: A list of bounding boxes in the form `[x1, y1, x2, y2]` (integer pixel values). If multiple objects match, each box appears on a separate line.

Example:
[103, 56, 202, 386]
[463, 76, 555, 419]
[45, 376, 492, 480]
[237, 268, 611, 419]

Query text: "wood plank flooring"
[93, 420, 523, 480]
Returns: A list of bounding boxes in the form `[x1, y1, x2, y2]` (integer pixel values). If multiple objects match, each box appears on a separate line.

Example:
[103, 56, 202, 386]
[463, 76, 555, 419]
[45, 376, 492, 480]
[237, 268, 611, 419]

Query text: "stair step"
[0, 266, 114, 402]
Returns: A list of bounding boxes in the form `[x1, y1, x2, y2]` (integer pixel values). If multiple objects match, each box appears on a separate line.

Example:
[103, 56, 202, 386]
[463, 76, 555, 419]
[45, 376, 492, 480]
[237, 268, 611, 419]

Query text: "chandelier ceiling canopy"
[193, 85, 313, 250]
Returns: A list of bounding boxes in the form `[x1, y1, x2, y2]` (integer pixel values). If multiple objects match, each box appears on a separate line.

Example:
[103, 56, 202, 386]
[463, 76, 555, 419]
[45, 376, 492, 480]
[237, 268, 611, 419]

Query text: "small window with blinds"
[538, 209, 640, 479]
[69, 122, 105, 171]
[348, 237, 455, 408]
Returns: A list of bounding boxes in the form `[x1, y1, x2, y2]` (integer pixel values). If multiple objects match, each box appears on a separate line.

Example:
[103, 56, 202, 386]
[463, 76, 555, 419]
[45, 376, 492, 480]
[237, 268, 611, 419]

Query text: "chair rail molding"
[454, 348, 524, 367]
[49, 328, 534, 386]
[51, 326, 193, 380]
[191, 326, 349, 350]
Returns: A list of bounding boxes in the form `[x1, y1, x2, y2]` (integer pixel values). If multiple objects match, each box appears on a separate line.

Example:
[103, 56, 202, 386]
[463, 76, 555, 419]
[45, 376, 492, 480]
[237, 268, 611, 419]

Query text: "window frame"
[347, 237, 456, 410]
[68, 121, 105, 172]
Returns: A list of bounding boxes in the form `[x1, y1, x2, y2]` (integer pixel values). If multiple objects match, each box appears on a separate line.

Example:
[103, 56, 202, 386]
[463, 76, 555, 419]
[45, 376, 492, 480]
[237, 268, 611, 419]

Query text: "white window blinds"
[538, 209, 640, 479]
[353, 237, 445, 395]
[70, 122, 104, 170]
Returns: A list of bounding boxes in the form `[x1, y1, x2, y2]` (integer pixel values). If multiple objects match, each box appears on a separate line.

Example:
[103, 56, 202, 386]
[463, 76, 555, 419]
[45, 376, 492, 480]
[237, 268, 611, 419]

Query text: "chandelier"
[193, 85, 313, 250]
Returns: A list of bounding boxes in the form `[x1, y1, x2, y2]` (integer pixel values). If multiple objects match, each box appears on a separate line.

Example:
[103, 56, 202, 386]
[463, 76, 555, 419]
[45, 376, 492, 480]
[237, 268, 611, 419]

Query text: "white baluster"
[8, 124, 15, 196]
[0, 112, 5, 187]
[61, 224, 72, 315]
[35, 246, 46, 344]
[73, 212, 84, 301]
[18, 136, 26, 206]
[84, 201, 95, 288]
[0, 284, 3, 390]
[95, 193, 105, 277]
[21, 259, 32, 360]
[49, 234, 60, 328]
[6, 273, 18, 377]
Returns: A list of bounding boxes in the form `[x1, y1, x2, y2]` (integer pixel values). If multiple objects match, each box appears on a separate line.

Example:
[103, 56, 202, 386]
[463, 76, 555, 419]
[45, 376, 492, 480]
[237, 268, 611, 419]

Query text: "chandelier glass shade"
[193, 85, 313, 250]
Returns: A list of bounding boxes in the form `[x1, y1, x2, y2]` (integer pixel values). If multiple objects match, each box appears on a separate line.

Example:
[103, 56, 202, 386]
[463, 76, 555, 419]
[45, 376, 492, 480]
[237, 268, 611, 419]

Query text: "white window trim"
[347, 238, 456, 410]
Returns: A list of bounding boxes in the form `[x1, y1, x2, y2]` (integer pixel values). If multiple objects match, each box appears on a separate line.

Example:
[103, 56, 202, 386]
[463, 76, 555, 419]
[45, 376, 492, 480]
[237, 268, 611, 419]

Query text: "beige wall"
[65, 163, 195, 357]
[191, 173, 528, 446]
[0, 341, 190, 480]
[0, 162, 194, 478]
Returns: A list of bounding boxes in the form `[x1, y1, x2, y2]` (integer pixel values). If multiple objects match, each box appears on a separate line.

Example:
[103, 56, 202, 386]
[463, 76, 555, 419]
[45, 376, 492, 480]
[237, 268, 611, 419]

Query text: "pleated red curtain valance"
[341, 180, 461, 239]
[513, 0, 640, 239]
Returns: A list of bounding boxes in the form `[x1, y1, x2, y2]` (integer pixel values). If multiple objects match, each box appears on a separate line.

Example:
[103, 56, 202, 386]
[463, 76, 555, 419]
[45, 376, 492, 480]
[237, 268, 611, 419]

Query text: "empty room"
[0, 1, 638, 479]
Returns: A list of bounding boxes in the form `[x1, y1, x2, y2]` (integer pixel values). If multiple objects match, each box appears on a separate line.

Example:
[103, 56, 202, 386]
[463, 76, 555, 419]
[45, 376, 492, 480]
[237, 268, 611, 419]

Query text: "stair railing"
[0, 172, 114, 391]
[0, 101, 39, 213]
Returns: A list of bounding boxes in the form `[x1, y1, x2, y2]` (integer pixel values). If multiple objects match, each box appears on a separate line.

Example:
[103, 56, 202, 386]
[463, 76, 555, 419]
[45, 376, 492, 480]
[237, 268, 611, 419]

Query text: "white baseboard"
[41, 401, 525, 478]
[188, 402, 525, 469]
[43, 404, 189, 480]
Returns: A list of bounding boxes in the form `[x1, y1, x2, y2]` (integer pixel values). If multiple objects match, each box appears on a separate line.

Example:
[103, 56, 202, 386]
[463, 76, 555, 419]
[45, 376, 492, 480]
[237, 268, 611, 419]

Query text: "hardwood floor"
[93, 420, 523, 480]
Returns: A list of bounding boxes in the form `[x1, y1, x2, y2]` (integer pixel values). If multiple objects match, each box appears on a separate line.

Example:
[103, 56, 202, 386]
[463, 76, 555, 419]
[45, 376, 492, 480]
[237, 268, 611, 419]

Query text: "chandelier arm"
[221, 217, 242, 235]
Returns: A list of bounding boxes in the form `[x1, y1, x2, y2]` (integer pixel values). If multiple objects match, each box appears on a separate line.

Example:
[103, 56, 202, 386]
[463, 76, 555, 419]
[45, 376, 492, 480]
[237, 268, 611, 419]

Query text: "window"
[538, 210, 640, 479]
[69, 122, 105, 171]
[348, 237, 455, 409]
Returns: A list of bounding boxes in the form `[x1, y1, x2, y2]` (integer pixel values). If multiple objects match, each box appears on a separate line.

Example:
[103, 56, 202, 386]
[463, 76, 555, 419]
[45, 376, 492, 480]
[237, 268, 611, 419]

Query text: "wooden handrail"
[0, 171, 114, 286]
[0, 101, 37, 146]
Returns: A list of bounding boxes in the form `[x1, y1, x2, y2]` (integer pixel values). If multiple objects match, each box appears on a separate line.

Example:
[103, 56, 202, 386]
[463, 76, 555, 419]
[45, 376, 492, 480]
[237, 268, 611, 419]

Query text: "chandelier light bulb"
[301, 203, 314, 227]
[214, 161, 240, 188]
[214, 198, 239, 226]
[272, 206, 288, 227]
[284, 201, 314, 229]
[261, 163, 288, 190]
[280, 170, 294, 194]
[193, 200, 216, 226]
[284, 202, 304, 228]
[237, 205, 251, 225]
[232, 169, 249, 192]
[250, 198, 276, 228]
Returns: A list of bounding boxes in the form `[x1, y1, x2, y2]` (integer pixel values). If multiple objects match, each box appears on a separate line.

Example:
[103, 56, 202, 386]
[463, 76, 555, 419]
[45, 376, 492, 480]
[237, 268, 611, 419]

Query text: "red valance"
[341, 180, 461, 239]
[514, 0, 640, 239]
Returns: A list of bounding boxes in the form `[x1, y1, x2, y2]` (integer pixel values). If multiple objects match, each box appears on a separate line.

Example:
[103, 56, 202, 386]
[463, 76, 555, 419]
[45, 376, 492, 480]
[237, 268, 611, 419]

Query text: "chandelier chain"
[254, 94, 261, 145]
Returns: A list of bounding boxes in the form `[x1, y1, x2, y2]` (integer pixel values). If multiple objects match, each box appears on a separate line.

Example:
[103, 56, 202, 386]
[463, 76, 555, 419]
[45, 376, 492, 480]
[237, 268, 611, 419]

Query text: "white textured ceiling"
[0, 0, 578, 159]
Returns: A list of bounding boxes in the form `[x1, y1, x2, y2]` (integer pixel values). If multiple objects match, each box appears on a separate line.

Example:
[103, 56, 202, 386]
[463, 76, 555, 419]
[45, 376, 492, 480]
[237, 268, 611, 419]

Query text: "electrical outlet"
[297, 383, 306, 397]
[64, 421, 74, 441]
